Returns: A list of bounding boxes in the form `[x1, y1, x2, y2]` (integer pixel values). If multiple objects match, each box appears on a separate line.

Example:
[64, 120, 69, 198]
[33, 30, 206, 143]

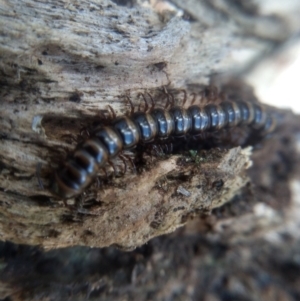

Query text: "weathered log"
[1, 0, 300, 300]
[0, 146, 252, 248]
[3, 0, 299, 249]
[0, 108, 299, 301]
[0, 0, 300, 247]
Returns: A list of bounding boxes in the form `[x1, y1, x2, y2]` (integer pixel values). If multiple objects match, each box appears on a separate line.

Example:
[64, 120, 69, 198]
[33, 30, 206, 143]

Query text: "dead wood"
[1, 0, 300, 299]
[0, 108, 299, 301]
[2, 0, 299, 249]
[0, 1, 299, 248]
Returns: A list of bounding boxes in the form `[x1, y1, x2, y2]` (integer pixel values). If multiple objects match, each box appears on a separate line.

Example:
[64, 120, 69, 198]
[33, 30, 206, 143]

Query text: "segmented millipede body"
[50, 92, 276, 198]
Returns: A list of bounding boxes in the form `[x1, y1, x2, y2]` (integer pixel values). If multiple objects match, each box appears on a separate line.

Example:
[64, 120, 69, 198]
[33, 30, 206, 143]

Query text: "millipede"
[50, 86, 276, 199]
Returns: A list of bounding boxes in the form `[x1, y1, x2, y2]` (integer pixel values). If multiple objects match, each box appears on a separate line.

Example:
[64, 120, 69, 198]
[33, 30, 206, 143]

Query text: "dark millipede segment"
[73, 149, 97, 175]
[237, 101, 255, 125]
[59, 169, 80, 190]
[93, 126, 123, 157]
[216, 105, 226, 129]
[219, 102, 241, 127]
[51, 163, 86, 198]
[261, 115, 276, 135]
[54, 171, 79, 195]
[251, 104, 268, 129]
[151, 108, 175, 138]
[231, 102, 242, 125]
[187, 106, 210, 133]
[113, 116, 140, 148]
[204, 104, 227, 131]
[169, 106, 192, 135]
[64, 160, 88, 186]
[133, 112, 158, 142]
[82, 139, 109, 166]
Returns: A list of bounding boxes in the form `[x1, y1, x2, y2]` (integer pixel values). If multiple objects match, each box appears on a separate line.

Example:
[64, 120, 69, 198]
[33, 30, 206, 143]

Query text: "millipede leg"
[170, 92, 175, 107]
[147, 92, 155, 110]
[108, 160, 117, 177]
[124, 154, 137, 173]
[119, 153, 137, 174]
[107, 105, 117, 119]
[96, 109, 114, 123]
[60, 133, 78, 144]
[161, 68, 171, 87]
[169, 142, 173, 153]
[190, 92, 197, 105]
[163, 86, 169, 108]
[154, 144, 164, 154]
[150, 145, 160, 156]
[199, 90, 207, 105]
[118, 154, 128, 175]
[94, 110, 107, 120]
[79, 121, 87, 137]
[191, 133, 201, 140]
[79, 127, 91, 138]
[164, 92, 171, 109]
[163, 87, 175, 108]
[95, 176, 101, 189]
[180, 89, 187, 106]
[160, 144, 164, 153]
[161, 142, 173, 154]
[137, 93, 149, 112]
[162, 143, 172, 154]
[126, 96, 135, 115]
[101, 167, 108, 178]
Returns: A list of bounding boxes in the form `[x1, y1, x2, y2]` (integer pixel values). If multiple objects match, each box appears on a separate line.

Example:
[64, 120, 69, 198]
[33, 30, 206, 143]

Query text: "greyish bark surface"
[0, 0, 300, 300]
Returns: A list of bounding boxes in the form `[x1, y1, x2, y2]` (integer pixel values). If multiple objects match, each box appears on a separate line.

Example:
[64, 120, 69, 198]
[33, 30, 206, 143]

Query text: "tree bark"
[1, 0, 300, 299]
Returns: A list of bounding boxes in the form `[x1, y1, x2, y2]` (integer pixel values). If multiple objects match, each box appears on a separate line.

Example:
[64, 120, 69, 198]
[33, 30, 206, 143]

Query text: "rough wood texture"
[0, 147, 252, 248]
[0, 109, 299, 301]
[0, 0, 300, 249]
[1, 0, 300, 300]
